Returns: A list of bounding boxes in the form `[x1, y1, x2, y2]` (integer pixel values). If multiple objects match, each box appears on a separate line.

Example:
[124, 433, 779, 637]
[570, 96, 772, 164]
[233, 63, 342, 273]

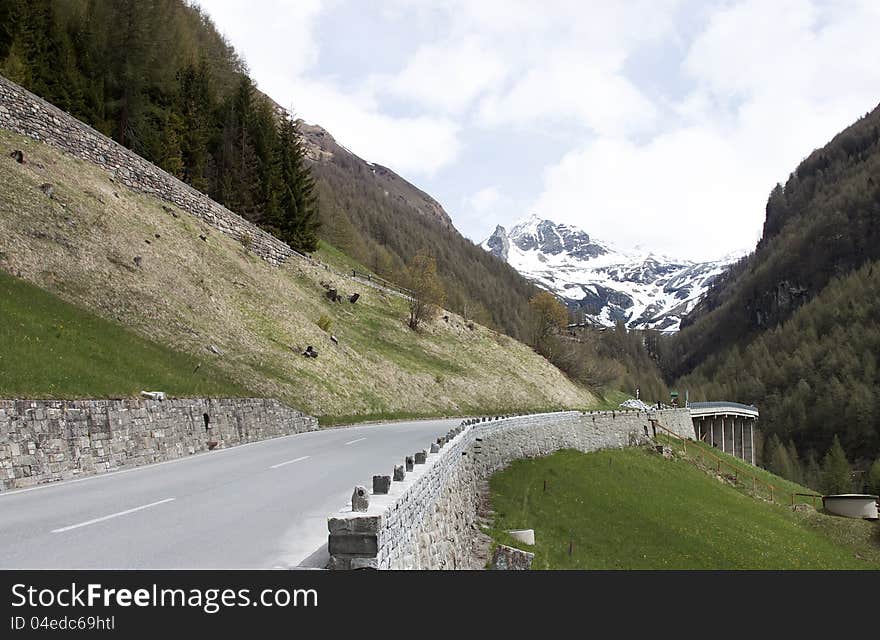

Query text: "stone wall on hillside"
[0, 398, 318, 491]
[0, 74, 296, 266]
[327, 408, 695, 569]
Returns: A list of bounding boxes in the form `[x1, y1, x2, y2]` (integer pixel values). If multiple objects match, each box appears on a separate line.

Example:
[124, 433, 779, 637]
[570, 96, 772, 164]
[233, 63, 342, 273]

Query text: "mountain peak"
[481, 215, 734, 331]
[484, 225, 510, 261]
[505, 215, 606, 261]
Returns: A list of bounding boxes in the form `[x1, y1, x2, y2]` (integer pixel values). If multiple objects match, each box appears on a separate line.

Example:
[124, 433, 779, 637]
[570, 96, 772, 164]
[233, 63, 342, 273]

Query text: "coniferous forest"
[0, 0, 320, 252]
[658, 101, 880, 490]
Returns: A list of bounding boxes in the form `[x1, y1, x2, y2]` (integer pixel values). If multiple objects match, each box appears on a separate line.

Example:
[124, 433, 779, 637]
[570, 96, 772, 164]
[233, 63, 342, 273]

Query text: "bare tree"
[529, 291, 568, 358]
[406, 253, 446, 330]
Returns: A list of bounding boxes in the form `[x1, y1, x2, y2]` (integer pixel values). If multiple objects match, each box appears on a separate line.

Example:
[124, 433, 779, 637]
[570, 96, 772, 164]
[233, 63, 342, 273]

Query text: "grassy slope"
[0, 129, 595, 419]
[488, 448, 880, 569]
[673, 436, 819, 506]
[0, 269, 248, 398]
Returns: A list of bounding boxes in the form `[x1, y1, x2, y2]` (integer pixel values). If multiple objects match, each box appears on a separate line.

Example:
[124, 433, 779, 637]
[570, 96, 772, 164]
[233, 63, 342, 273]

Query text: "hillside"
[0, 267, 248, 398]
[668, 102, 880, 378]
[488, 448, 880, 569]
[302, 122, 541, 341]
[677, 260, 880, 463]
[0, 128, 595, 419]
[0, 0, 543, 343]
[662, 102, 880, 467]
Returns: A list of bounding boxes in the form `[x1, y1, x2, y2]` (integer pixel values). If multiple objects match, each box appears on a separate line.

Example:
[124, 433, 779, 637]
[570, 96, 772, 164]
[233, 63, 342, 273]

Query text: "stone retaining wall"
[0, 398, 318, 491]
[0, 74, 296, 265]
[327, 408, 694, 569]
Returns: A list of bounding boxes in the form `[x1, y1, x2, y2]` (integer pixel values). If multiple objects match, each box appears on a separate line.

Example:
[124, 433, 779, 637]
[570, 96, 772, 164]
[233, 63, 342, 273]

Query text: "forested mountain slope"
[666, 102, 880, 469]
[302, 123, 540, 340]
[668, 102, 880, 379]
[678, 260, 880, 463]
[0, 0, 320, 252]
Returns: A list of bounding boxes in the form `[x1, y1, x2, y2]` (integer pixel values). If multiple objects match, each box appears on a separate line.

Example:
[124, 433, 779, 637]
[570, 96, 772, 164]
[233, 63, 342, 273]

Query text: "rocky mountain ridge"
[483, 214, 735, 331]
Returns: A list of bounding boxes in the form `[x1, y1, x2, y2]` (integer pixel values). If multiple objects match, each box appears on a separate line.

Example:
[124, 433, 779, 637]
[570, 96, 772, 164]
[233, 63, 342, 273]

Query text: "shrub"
[317, 315, 332, 332]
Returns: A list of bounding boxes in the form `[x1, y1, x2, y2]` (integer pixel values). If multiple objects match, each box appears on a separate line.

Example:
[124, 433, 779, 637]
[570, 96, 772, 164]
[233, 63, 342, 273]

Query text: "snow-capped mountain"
[481, 214, 737, 332]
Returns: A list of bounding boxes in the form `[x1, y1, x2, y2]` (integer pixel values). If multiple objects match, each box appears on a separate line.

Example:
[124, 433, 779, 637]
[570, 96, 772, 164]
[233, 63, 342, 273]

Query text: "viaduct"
[689, 401, 759, 465]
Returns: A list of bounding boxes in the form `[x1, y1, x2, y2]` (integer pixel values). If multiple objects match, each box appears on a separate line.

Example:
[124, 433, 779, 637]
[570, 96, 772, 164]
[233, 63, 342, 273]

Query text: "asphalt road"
[0, 418, 460, 569]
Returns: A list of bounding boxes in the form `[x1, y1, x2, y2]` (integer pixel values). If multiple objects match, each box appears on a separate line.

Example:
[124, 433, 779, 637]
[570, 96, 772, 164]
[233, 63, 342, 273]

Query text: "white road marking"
[344, 437, 366, 445]
[51, 498, 175, 533]
[269, 456, 310, 469]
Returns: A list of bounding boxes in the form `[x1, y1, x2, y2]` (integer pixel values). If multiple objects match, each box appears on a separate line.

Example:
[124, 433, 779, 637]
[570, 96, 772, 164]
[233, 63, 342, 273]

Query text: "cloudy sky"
[197, 0, 880, 261]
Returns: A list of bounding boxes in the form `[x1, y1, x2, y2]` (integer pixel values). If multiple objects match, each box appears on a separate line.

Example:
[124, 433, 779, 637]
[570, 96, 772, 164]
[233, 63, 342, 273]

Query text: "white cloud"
[199, 0, 880, 259]
[198, 0, 463, 176]
[197, 0, 325, 79]
[532, 131, 755, 262]
[531, 0, 880, 260]
[288, 79, 462, 176]
[466, 186, 502, 214]
[371, 38, 508, 114]
[477, 49, 659, 136]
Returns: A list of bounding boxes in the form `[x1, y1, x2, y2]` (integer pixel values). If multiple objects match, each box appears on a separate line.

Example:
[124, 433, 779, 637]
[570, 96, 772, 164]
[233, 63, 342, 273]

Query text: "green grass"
[0, 269, 251, 398]
[487, 447, 880, 569]
[588, 389, 633, 411]
[0, 128, 597, 415]
[317, 406, 570, 427]
[666, 435, 820, 506]
[313, 240, 375, 276]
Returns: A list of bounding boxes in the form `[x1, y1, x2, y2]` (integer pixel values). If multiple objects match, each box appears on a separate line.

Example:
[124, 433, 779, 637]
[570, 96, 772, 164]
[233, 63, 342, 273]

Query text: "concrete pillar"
[735, 418, 741, 460]
[742, 419, 753, 465]
[721, 416, 725, 453]
[750, 420, 755, 465]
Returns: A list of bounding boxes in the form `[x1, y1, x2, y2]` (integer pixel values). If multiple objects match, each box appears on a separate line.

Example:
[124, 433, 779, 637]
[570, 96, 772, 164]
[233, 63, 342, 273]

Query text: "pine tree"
[761, 433, 780, 470]
[821, 436, 852, 494]
[785, 440, 803, 484]
[105, 0, 156, 148]
[271, 115, 319, 252]
[176, 62, 215, 191]
[803, 451, 822, 492]
[0, 0, 17, 61]
[216, 76, 261, 219]
[867, 459, 880, 496]
[765, 434, 790, 479]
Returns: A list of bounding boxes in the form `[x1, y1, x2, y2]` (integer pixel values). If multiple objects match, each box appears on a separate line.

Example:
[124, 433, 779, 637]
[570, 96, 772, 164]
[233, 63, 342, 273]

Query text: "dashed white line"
[344, 437, 366, 446]
[51, 498, 176, 533]
[269, 455, 310, 469]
